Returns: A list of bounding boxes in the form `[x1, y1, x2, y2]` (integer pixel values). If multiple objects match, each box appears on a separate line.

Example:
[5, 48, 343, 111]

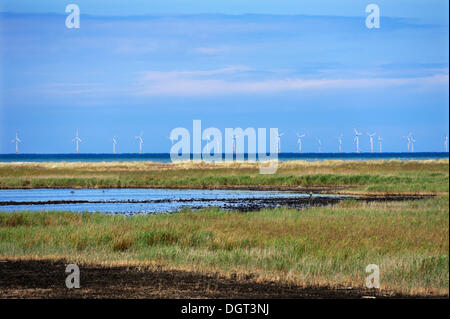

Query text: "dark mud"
[0, 194, 433, 213]
[0, 259, 442, 299]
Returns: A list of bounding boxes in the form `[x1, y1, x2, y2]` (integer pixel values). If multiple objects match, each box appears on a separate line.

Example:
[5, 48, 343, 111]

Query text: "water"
[0, 152, 447, 163]
[0, 188, 336, 215]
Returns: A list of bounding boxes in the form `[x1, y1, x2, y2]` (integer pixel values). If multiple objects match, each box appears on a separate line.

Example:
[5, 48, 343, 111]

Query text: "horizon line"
[0, 152, 448, 156]
[0, 11, 428, 22]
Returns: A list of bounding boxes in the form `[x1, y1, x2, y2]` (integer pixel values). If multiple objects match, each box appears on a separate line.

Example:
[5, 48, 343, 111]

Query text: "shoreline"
[0, 184, 444, 197]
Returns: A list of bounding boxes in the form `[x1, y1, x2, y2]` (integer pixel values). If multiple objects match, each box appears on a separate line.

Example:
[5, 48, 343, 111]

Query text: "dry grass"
[1, 158, 447, 171]
[0, 160, 448, 295]
[0, 160, 448, 194]
[1, 195, 448, 296]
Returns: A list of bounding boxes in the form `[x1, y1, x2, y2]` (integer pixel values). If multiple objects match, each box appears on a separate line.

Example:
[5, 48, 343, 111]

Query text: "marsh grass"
[0, 160, 448, 193]
[1, 195, 448, 295]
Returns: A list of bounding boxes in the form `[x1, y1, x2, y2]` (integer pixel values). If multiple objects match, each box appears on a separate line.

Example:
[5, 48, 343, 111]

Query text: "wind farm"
[4, 127, 450, 156]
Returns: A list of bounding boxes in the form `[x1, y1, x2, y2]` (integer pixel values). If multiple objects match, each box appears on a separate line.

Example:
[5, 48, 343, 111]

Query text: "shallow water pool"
[0, 188, 344, 215]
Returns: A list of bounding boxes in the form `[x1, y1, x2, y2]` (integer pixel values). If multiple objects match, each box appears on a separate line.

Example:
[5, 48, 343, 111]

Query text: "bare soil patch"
[0, 260, 444, 299]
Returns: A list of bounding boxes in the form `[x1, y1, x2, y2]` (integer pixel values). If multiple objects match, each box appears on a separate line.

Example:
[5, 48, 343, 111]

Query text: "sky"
[0, 1, 448, 153]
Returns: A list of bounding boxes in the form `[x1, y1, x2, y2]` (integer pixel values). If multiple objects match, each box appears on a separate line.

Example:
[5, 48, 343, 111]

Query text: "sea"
[0, 152, 448, 163]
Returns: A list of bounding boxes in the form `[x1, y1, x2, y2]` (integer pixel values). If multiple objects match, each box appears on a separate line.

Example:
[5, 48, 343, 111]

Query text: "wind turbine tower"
[232, 133, 240, 154]
[445, 135, 448, 152]
[317, 138, 322, 153]
[409, 133, 416, 153]
[403, 135, 411, 152]
[72, 129, 82, 153]
[353, 128, 363, 153]
[205, 135, 211, 154]
[336, 134, 343, 153]
[11, 132, 21, 154]
[276, 132, 285, 153]
[366, 132, 376, 153]
[135, 132, 144, 154]
[378, 136, 383, 153]
[113, 136, 118, 154]
[296, 133, 306, 153]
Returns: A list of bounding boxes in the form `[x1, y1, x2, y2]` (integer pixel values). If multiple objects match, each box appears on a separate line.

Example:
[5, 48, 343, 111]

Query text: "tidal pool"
[0, 188, 344, 215]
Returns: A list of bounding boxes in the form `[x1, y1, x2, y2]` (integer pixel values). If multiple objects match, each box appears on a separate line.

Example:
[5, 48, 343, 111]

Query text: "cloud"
[136, 67, 449, 96]
[192, 46, 231, 55]
[140, 66, 252, 81]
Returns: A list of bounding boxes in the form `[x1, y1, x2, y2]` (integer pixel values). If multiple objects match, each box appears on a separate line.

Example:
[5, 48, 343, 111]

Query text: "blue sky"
[0, 1, 448, 153]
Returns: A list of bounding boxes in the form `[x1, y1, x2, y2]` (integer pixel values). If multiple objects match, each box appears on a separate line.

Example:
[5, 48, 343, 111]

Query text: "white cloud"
[136, 67, 449, 96]
[192, 46, 231, 55]
[140, 66, 251, 81]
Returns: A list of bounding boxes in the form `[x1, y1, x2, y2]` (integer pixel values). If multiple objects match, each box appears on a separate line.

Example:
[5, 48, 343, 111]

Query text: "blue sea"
[0, 152, 448, 163]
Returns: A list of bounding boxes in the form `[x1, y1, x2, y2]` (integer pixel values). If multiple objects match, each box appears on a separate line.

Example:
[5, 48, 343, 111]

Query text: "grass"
[0, 159, 448, 295]
[0, 159, 448, 194]
[0, 195, 448, 295]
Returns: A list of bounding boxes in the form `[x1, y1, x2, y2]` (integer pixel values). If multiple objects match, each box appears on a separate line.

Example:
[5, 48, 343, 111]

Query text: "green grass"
[1, 195, 448, 295]
[0, 160, 448, 193]
[0, 160, 448, 295]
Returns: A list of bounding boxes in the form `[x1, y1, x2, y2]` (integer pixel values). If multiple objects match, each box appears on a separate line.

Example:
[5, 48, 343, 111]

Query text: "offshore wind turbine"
[72, 129, 82, 153]
[402, 134, 411, 152]
[335, 134, 343, 153]
[134, 131, 144, 154]
[112, 136, 118, 154]
[377, 136, 383, 153]
[276, 132, 285, 153]
[296, 133, 306, 153]
[11, 132, 21, 154]
[366, 132, 376, 153]
[317, 138, 322, 153]
[445, 135, 448, 152]
[353, 128, 363, 153]
[205, 135, 211, 154]
[409, 133, 416, 153]
[232, 133, 239, 154]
